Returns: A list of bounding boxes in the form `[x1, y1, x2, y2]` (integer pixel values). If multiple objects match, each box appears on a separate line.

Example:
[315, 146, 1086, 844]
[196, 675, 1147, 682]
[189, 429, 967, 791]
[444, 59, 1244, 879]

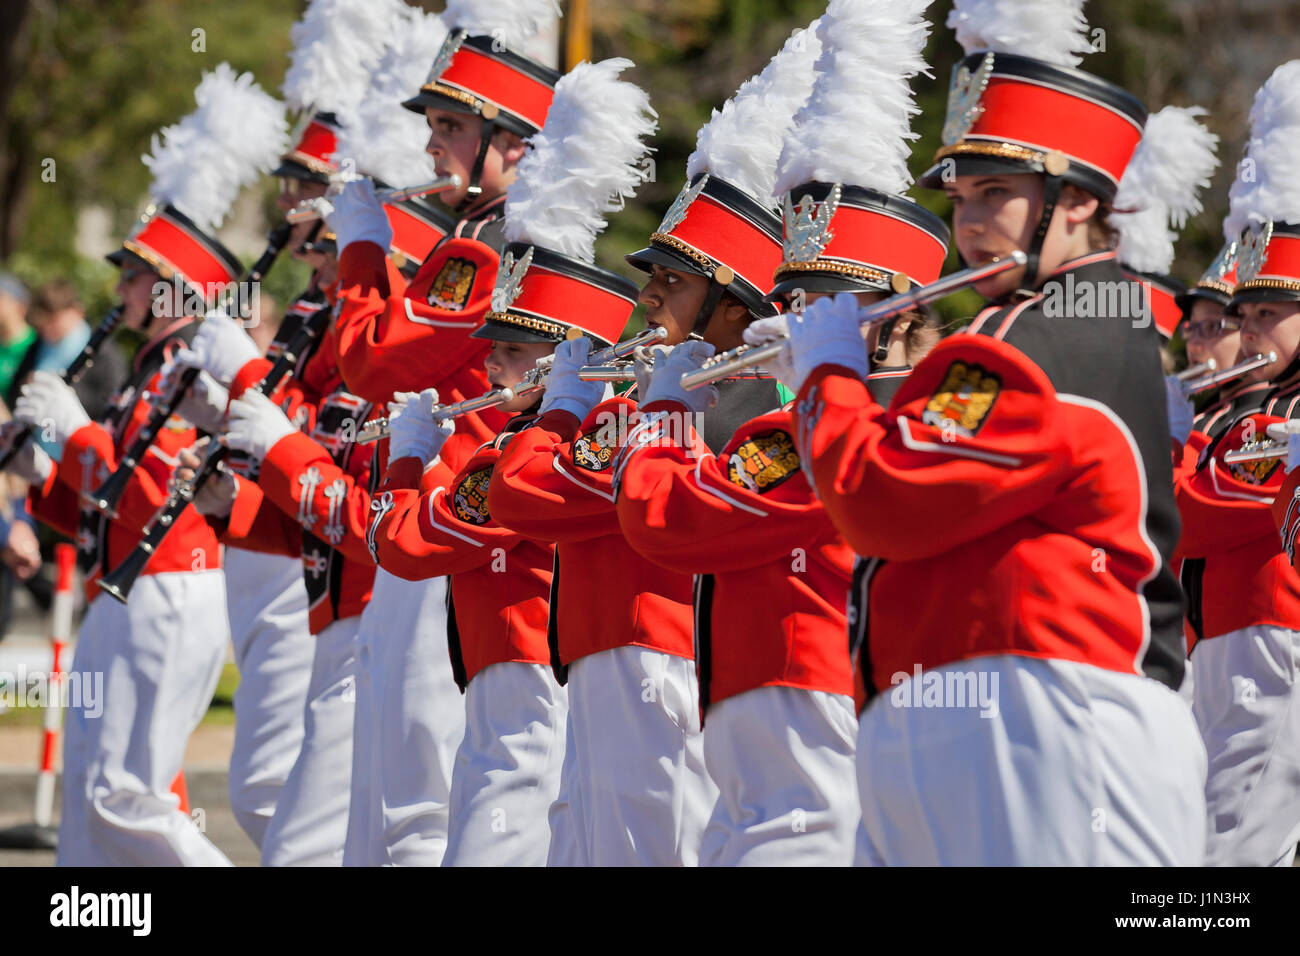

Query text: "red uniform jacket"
[29, 318, 221, 602]
[332, 197, 508, 469]
[367, 418, 553, 690]
[793, 252, 1187, 696]
[215, 293, 378, 634]
[1173, 379, 1300, 647]
[614, 402, 854, 714]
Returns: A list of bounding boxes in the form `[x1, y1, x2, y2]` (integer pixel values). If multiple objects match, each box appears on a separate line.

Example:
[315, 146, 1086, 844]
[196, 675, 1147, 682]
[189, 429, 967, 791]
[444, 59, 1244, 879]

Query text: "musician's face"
[637, 264, 749, 350]
[115, 264, 160, 329]
[424, 107, 526, 209]
[1238, 299, 1300, 381]
[277, 179, 329, 258]
[1182, 299, 1244, 373]
[944, 172, 1097, 299]
[484, 338, 554, 413]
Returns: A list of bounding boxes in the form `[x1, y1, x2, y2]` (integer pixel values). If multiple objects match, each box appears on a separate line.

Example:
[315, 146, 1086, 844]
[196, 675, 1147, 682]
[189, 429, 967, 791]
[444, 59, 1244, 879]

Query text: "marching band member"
[487, 31, 812, 868]
[1184, 59, 1300, 867]
[366, 59, 655, 865]
[755, 0, 1206, 865]
[615, 3, 950, 866]
[2, 65, 286, 866]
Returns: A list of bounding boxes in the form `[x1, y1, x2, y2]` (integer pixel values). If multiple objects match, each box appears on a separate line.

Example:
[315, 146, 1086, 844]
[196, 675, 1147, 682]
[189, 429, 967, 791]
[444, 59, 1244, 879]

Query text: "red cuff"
[534, 409, 582, 443]
[230, 358, 275, 402]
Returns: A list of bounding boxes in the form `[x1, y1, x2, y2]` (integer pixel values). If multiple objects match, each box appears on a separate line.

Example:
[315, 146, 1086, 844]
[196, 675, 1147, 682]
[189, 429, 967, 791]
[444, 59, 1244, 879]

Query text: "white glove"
[13, 371, 90, 448]
[224, 389, 297, 461]
[323, 178, 392, 254]
[174, 370, 230, 434]
[641, 340, 719, 414]
[633, 344, 673, 397]
[172, 311, 262, 385]
[0, 422, 52, 485]
[387, 389, 455, 465]
[538, 338, 607, 422]
[746, 293, 867, 394]
[1164, 376, 1194, 446]
[1266, 421, 1300, 474]
[742, 315, 796, 388]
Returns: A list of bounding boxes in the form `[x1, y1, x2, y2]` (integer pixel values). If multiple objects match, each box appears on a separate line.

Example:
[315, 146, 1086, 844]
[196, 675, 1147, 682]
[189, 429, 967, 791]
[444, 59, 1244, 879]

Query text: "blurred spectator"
[0, 273, 35, 399]
[4, 278, 127, 422]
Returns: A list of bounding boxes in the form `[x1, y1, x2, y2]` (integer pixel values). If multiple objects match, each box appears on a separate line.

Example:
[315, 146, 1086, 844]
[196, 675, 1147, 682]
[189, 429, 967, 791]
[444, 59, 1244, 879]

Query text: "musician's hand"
[3, 520, 42, 580]
[641, 340, 719, 414]
[175, 370, 230, 434]
[763, 293, 868, 394]
[387, 389, 455, 465]
[1266, 420, 1300, 473]
[632, 344, 672, 398]
[1164, 375, 1194, 446]
[325, 178, 392, 255]
[13, 371, 90, 451]
[0, 421, 52, 484]
[742, 315, 797, 389]
[173, 310, 261, 385]
[539, 338, 606, 422]
[224, 389, 296, 461]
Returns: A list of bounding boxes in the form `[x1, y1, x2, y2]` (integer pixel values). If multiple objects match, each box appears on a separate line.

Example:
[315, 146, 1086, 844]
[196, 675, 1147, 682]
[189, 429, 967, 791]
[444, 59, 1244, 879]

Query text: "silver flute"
[354, 326, 670, 443]
[578, 364, 773, 383]
[284, 174, 463, 224]
[679, 251, 1028, 390]
[1183, 352, 1275, 395]
[1222, 439, 1288, 465]
[1175, 358, 1217, 382]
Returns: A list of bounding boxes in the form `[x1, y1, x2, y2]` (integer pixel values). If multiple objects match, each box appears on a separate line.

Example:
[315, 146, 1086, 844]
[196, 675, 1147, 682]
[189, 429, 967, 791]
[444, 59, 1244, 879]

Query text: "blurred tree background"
[0, 0, 1295, 328]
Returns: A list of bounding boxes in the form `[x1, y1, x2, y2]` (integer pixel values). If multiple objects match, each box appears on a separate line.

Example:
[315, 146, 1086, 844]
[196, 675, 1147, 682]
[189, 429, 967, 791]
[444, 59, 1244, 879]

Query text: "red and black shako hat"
[626, 174, 783, 319]
[917, 1, 1147, 290]
[1224, 61, 1300, 314]
[626, 22, 824, 328]
[107, 64, 287, 304]
[274, 111, 342, 183]
[474, 58, 655, 346]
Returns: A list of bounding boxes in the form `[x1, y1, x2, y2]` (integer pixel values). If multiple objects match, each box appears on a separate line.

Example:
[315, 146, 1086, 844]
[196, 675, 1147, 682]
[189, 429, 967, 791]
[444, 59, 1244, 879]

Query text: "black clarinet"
[0, 304, 126, 471]
[83, 222, 293, 518]
[98, 302, 332, 604]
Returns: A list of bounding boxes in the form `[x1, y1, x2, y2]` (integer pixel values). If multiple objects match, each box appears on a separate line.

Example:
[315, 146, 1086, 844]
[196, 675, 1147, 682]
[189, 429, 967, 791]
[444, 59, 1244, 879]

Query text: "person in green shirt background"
[0, 273, 35, 401]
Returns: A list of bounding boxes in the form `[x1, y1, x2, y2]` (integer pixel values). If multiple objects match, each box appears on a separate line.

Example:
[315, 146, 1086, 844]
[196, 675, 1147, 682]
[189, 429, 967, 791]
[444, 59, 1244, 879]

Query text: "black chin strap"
[1014, 174, 1065, 300]
[873, 315, 898, 364]
[1273, 350, 1300, 387]
[690, 279, 728, 339]
[457, 117, 498, 213]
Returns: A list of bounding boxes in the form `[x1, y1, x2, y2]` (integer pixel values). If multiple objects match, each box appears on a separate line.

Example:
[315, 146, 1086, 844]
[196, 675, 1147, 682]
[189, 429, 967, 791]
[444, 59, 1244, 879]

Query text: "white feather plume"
[505, 58, 656, 261]
[775, 0, 930, 197]
[1226, 59, 1300, 239]
[1113, 106, 1218, 274]
[687, 22, 822, 204]
[282, 0, 406, 115]
[442, 0, 561, 50]
[143, 63, 289, 232]
[334, 4, 445, 186]
[947, 0, 1093, 67]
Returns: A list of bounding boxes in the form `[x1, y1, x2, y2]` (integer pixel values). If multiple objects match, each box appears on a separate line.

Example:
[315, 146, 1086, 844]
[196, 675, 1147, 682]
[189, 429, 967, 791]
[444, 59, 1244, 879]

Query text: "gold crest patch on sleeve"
[1227, 452, 1281, 486]
[452, 468, 493, 525]
[427, 257, 478, 312]
[726, 429, 801, 494]
[572, 419, 618, 472]
[921, 360, 1001, 438]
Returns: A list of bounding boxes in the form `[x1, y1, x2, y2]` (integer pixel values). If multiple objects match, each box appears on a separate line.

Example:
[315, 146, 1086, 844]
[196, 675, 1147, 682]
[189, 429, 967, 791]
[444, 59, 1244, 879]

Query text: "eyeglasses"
[1181, 317, 1242, 340]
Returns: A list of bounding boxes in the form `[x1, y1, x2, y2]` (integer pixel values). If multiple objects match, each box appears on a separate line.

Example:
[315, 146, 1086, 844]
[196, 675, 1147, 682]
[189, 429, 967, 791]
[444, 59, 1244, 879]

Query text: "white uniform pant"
[224, 547, 313, 849]
[550, 645, 716, 866]
[1192, 625, 1300, 866]
[442, 662, 567, 866]
[857, 655, 1207, 866]
[261, 615, 358, 866]
[700, 686, 859, 866]
[344, 571, 464, 866]
[56, 571, 231, 867]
